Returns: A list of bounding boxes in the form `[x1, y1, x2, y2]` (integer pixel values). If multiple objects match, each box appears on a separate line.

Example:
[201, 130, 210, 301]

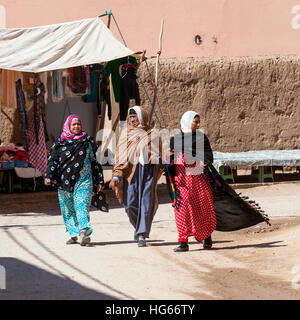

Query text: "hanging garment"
[82, 72, 100, 103]
[39, 72, 49, 104]
[1, 70, 16, 108]
[103, 56, 137, 102]
[69, 66, 88, 94]
[16, 79, 29, 152]
[28, 115, 48, 177]
[119, 64, 140, 121]
[52, 70, 63, 102]
[98, 73, 111, 119]
[33, 79, 49, 144]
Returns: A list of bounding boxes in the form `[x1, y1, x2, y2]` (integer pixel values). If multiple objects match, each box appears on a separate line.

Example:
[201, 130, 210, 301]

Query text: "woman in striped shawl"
[109, 106, 163, 247]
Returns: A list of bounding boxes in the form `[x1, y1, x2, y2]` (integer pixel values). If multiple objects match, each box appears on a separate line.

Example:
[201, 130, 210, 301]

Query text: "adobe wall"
[138, 56, 300, 152]
[1, 55, 300, 152]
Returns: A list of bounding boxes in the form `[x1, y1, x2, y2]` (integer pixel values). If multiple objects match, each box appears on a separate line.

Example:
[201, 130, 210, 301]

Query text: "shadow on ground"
[0, 185, 172, 215]
[0, 258, 116, 300]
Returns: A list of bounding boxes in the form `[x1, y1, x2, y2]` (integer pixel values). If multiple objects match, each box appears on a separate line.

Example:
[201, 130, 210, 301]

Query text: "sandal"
[66, 237, 78, 245]
[79, 230, 91, 246]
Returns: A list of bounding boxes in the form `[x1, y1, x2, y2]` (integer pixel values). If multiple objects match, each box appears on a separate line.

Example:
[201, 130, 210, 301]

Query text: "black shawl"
[166, 132, 270, 231]
[46, 135, 104, 192]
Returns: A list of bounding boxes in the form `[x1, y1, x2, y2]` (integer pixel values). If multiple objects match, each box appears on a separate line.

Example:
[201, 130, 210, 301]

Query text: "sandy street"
[0, 181, 300, 300]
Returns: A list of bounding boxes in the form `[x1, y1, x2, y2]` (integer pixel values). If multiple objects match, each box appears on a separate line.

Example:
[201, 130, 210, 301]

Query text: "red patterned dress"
[174, 152, 216, 243]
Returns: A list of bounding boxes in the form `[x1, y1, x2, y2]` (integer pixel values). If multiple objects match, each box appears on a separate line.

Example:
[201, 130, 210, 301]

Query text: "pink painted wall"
[1, 0, 300, 57]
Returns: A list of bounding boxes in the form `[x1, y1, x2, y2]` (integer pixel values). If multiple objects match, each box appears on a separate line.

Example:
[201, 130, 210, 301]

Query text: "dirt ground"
[0, 181, 300, 300]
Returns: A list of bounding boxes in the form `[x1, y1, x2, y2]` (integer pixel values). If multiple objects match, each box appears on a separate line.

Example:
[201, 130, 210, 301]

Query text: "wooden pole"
[149, 19, 164, 125]
[156, 19, 164, 88]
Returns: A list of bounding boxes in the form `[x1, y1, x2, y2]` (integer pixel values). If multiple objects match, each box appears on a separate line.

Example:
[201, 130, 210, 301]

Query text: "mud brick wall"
[138, 56, 300, 152]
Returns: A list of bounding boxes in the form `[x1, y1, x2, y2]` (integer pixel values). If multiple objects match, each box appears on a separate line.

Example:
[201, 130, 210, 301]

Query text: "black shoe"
[203, 236, 212, 249]
[173, 242, 189, 252]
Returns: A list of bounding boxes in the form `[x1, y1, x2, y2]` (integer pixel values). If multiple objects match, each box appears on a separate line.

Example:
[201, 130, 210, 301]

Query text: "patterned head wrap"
[60, 114, 87, 142]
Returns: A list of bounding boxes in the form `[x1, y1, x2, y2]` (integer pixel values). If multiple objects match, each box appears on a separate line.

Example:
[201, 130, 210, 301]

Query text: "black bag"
[92, 191, 109, 212]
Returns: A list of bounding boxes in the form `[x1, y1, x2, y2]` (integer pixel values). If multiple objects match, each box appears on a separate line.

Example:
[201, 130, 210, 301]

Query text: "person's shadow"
[88, 239, 164, 247]
[118, 240, 286, 252]
[186, 240, 286, 252]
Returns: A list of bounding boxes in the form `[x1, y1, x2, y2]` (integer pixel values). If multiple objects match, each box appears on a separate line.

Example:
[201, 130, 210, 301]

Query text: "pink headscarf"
[60, 114, 87, 142]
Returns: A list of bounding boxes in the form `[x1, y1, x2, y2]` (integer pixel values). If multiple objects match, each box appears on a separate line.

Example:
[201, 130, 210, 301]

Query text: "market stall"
[0, 14, 143, 192]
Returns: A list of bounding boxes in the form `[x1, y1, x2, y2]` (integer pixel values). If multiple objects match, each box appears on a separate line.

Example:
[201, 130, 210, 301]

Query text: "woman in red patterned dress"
[169, 111, 216, 252]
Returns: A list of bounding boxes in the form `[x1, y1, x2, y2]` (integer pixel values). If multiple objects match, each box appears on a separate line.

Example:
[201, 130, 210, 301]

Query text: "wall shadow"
[0, 257, 116, 300]
[0, 186, 173, 215]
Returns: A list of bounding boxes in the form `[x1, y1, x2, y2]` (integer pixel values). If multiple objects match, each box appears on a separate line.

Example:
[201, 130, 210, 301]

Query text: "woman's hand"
[109, 179, 119, 191]
[97, 185, 104, 192]
[44, 178, 51, 186]
[199, 161, 207, 167]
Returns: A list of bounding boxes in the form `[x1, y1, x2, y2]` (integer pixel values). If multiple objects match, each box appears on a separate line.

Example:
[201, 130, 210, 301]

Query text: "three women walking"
[45, 108, 216, 250]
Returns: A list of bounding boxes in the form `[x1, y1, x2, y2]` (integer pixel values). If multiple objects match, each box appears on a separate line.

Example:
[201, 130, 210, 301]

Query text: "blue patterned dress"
[58, 143, 95, 237]
[46, 135, 104, 238]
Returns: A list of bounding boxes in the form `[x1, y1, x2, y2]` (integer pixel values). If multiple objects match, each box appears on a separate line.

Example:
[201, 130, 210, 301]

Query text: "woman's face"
[191, 116, 200, 132]
[70, 118, 82, 135]
[129, 114, 140, 127]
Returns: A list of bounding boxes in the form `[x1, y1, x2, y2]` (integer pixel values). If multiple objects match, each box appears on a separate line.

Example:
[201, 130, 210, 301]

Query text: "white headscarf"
[180, 110, 199, 133]
[128, 106, 143, 126]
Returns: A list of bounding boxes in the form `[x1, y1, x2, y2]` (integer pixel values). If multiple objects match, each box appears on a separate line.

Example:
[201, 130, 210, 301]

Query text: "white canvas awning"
[0, 17, 134, 73]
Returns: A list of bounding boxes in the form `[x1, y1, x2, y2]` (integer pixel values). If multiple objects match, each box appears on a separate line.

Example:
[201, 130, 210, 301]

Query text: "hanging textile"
[103, 56, 137, 103]
[16, 79, 29, 152]
[103, 56, 140, 121]
[28, 115, 48, 177]
[82, 67, 101, 103]
[81, 64, 112, 119]
[119, 63, 140, 121]
[68, 66, 88, 94]
[33, 78, 49, 144]
[98, 73, 111, 119]
[52, 70, 63, 102]
[39, 72, 49, 104]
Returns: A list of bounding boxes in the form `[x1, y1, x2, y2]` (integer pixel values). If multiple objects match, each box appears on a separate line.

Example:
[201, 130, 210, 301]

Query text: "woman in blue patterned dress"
[45, 114, 104, 246]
